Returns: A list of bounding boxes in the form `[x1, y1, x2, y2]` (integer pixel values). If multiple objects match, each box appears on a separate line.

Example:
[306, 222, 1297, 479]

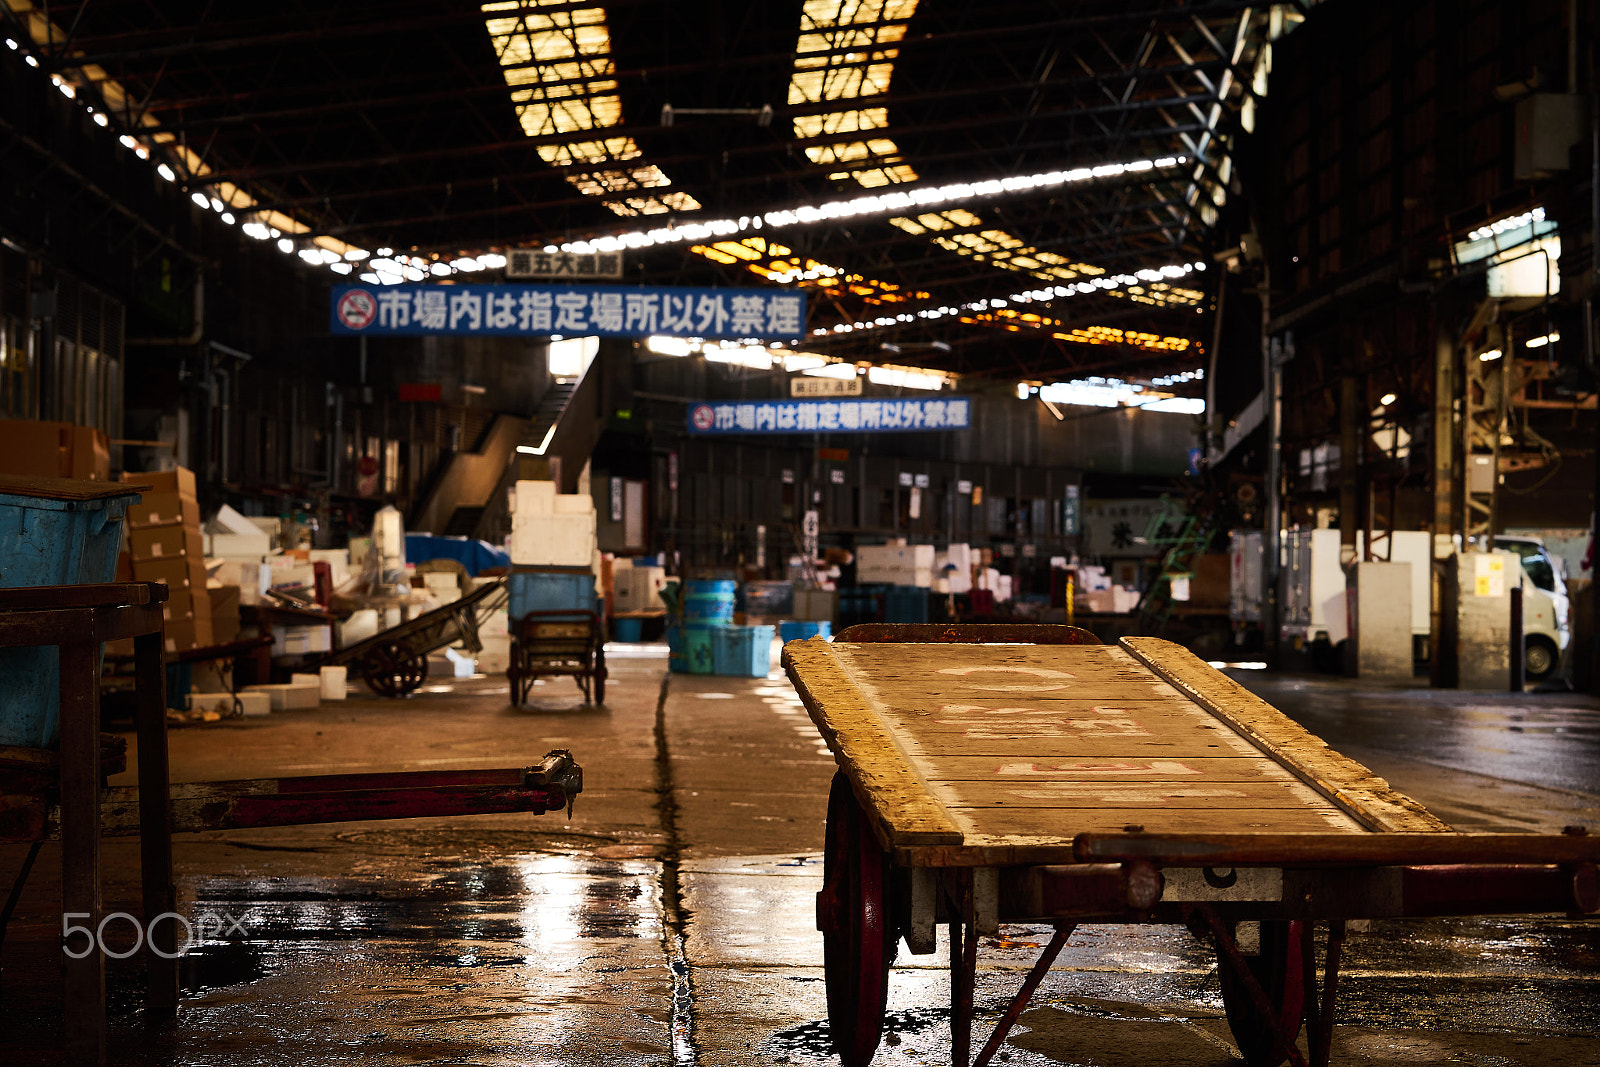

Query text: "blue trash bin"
[0, 475, 145, 748]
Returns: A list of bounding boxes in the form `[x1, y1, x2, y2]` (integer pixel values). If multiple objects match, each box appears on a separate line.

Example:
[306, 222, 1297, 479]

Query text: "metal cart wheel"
[1219, 919, 1306, 1067]
[507, 642, 531, 704]
[817, 772, 896, 1067]
[592, 644, 607, 705]
[361, 642, 429, 697]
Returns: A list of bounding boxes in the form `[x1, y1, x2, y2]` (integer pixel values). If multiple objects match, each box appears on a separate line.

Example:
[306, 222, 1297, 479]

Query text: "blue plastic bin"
[683, 579, 737, 624]
[713, 624, 774, 677]
[508, 570, 597, 621]
[778, 620, 831, 643]
[613, 617, 643, 642]
[0, 477, 144, 748]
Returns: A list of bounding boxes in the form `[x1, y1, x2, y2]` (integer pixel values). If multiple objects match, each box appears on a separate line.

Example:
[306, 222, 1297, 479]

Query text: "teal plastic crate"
[0, 476, 144, 749]
[713, 624, 774, 677]
[683, 626, 716, 674]
[683, 579, 736, 624]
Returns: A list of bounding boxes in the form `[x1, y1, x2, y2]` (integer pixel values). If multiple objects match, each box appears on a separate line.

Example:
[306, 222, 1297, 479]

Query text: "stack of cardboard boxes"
[123, 467, 212, 653]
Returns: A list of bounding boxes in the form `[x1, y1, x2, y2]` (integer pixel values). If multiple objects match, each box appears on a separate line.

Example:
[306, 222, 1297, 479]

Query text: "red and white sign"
[336, 289, 378, 330]
[690, 404, 716, 431]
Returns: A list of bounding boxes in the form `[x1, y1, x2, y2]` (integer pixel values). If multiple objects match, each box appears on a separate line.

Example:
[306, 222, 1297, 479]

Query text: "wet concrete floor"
[1, 645, 1598, 1065]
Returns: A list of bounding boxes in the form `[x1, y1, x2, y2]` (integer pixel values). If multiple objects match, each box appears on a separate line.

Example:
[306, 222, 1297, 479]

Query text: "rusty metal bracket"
[1188, 903, 1311, 1067]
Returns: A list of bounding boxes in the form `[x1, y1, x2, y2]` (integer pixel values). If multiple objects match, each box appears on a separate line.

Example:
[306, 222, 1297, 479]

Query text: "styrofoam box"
[476, 632, 512, 674]
[511, 480, 556, 516]
[245, 682, 320, 711]
[552, 493, 596, 515]
[509, 513, 596, 566]
[319, 665, 348, 700]
[271, 624, 332, 656]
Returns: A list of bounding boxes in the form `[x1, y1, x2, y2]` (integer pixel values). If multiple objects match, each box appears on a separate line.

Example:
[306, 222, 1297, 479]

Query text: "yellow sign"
[1473, 554, 1505, 597]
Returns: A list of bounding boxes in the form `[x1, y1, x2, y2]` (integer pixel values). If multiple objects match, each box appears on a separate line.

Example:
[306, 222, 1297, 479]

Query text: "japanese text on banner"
[330, 283, 805, 342]
[686, 397, 971, 435]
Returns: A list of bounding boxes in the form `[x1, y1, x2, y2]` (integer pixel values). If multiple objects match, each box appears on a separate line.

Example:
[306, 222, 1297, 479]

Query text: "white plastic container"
[319, 665, 348, 700]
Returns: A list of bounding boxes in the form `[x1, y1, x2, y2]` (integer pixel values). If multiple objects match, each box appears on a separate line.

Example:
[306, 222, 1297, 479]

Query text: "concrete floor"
[2, 643, 1599, 1066]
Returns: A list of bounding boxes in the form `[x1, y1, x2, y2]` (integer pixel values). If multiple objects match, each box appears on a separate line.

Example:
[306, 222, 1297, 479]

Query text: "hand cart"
[317, 576, 509, 697]
[782, 624, 1600, 1067]
[507, 609, 607, 706]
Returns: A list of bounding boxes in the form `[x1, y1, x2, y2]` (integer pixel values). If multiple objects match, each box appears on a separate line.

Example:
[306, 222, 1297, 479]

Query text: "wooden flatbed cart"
[319, 576, 509, 697]
[508, 609, 607, 706]
[782, 624, 1600, 1067]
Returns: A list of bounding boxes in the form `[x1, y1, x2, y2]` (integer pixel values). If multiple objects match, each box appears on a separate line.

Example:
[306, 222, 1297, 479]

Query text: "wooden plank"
[936, 776, 1339, 809]
[950, 806, 1361, 839]
[781, 638, 962, 849]
[1119, 638, 1451, 833]
[910, 755, 1305, 783]
[1073, 832, 1600, 867]
[0, 473, 150, 501]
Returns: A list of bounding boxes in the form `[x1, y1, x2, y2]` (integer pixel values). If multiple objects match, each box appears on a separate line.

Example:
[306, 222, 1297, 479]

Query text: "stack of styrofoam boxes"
[508, 480, 597, 566]
[613, 560, 668, 613]
[856, 542, 936, 588]
[123, 467, 213, 653]
[245, 675, 321, 711]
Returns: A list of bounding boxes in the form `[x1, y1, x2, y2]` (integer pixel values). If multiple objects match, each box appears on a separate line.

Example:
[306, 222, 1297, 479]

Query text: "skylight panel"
[483, 0, 700, 216]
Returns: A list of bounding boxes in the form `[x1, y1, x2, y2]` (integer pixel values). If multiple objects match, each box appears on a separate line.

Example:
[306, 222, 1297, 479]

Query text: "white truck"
[1230, 529, 1570, 680]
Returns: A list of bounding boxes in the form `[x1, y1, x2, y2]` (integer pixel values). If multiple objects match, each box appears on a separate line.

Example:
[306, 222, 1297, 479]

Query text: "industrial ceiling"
[5, 0, 1313, 383]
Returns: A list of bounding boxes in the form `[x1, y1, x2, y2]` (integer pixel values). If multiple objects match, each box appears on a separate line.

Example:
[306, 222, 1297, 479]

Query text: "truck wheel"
[1524, 637, 1557, 680]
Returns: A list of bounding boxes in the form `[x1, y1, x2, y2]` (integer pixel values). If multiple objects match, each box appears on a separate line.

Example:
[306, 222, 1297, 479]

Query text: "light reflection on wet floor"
[7, 847, 1588, 1067]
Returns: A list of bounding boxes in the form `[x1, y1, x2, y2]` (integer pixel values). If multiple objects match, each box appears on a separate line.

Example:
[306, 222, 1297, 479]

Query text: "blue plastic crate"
[507, 570, 597, 621]
[713, 624, 774, 677]
[0, 476, 143, 748]
[778, 620, 831, 643]
[683, 579, 736, 624]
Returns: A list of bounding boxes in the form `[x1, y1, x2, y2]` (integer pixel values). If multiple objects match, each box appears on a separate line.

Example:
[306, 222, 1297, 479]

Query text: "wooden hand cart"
[507, 609, 607, 706]
[318, 576, 509, 697]
[783, 625, 1600, 1067]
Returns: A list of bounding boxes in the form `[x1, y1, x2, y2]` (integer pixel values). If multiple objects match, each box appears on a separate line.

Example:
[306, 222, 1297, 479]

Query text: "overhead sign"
[686, 396, 970, 435]
[506, 248, 623, 280]
[329, 283, 805, 341]
[791, 375, 862, 397]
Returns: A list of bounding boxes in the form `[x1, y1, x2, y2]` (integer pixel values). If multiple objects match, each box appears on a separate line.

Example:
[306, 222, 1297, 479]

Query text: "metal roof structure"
[6, 0, 1314, 383]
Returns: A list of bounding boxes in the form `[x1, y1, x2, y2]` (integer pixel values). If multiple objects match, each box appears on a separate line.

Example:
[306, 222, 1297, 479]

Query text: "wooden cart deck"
[781, 628, 1600, 1067]
[784, 635, 1445, 866]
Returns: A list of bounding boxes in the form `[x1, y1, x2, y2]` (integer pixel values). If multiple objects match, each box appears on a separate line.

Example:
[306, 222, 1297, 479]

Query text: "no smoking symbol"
[691, 405, 715, 431]
[337, 289, 377, 330]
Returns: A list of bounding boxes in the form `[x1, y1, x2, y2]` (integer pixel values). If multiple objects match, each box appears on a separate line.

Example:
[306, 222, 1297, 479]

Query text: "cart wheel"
[507, 644, 529, 704]
[1219, 919, 1306, 1067]
[817, 772, 896, 1067]
[361, 642, 429, 697]
[592, 647, 607, 705]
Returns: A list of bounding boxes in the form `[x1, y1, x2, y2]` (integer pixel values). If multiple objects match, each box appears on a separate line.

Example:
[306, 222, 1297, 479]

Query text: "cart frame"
[507, 608, 608, 705]
[319, 576, 508, 697]
[784, 625, 1600, 1067]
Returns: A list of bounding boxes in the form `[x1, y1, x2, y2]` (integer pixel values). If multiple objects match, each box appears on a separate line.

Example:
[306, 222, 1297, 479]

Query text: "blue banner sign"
[329, 283, 804, 341]
[687, 397, 970, 435]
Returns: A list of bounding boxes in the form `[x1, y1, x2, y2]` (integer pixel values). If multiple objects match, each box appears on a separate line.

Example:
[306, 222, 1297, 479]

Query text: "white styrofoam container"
[509, 513, 596, 566]
[476, 632, 512, 674]
[552, 493, 597, 515]
[511, 480, 556, 517]
[271, 624, 332, 656]
[245, 682, 320, 711]
[319, 665, 348, 700]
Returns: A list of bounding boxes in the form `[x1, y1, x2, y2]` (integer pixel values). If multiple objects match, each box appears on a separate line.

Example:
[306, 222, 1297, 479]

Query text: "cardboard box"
[130, 523, 204, 563]
[164, 587, 214, 623]
[123, 467, 196, 499]
[131, 556, 207, 592]
[129, 491, 201, 529]
[164, 618, 214, 654]
[209, 612, 240, 645]
[0, 420, 110, 480]
[205, 503, 273, 557]
[207, 585, 241, 617]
